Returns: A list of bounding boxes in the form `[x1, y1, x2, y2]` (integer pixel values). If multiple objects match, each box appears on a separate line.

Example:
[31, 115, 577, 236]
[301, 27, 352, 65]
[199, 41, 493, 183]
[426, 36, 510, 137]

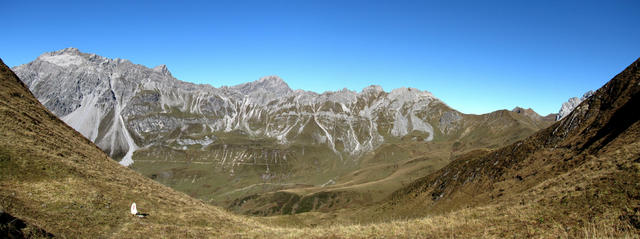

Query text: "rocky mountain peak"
[512, 107, 541, 120]
[388, 87, 437, 104]
[258, 75, 285, 83]
[53, 47, 81, 55]
[362, 85, 384, 93]
[233, 75, 292, 95]
[36, 47, 85, 67]
[511, 106, 536, 115]
[556, 90, 595, 120]
[257, 75, 289, 89]
[153, 64, 171, 76]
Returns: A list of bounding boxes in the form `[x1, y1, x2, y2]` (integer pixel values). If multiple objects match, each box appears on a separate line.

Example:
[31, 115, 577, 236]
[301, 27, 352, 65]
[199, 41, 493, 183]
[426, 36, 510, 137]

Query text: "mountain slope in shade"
[0, 58, 260, 237]
[12, 48, 555, 212]
[378, 57, 640, 235]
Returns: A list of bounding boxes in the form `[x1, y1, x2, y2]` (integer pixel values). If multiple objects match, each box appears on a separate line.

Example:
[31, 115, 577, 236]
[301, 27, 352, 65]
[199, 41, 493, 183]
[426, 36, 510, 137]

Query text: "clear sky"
[3, 0, 639, 115]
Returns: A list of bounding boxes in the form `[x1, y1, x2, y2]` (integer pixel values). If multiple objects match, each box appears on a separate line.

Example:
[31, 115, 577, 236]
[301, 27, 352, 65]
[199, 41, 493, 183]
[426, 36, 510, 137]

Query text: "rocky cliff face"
[12, 48, 449, 166]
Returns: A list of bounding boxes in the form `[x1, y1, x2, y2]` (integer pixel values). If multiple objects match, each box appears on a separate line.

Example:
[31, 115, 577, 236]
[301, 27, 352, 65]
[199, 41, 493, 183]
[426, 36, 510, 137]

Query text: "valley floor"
[239, 142, 640, 238]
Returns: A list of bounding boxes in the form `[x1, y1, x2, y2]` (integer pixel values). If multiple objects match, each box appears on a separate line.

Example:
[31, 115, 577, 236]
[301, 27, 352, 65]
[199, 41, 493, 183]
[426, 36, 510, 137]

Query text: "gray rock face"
[439, 111, 462, 134]
[13, 48, 454, 166]
[556, 91, 594, 120]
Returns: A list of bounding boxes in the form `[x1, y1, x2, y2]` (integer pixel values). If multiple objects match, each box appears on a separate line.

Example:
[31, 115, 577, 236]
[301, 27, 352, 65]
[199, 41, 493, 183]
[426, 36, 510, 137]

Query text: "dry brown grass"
[233, 203, 638, 238]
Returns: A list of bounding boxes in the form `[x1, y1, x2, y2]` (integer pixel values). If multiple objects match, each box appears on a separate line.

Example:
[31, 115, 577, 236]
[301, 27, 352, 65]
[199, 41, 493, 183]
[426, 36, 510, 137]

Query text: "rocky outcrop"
[556, 90, 594, 120]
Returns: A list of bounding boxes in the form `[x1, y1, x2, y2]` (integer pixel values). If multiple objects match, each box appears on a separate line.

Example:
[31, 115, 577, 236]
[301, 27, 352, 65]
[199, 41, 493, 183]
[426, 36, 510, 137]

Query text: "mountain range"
[10, 48, 564, 210]
[1, 53, 638, 237]
[12, 48, 559, 165]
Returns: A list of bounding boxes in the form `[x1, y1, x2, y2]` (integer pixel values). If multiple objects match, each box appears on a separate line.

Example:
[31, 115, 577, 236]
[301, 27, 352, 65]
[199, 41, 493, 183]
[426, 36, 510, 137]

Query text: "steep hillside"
[0, 58, 259, 237]
[12, 48, 554, 211]
[378, 57, 640, 235]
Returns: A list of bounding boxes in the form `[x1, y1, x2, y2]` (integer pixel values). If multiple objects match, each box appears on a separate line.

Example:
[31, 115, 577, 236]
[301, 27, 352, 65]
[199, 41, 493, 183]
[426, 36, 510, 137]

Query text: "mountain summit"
[556, 90, 595, 120]
[153, 64, 171, 76]
[231, 75, 292, 96]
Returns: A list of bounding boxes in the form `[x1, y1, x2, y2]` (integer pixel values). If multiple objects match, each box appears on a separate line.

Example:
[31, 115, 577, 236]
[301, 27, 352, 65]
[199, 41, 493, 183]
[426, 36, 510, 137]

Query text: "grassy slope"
[0, 58, 263, 237]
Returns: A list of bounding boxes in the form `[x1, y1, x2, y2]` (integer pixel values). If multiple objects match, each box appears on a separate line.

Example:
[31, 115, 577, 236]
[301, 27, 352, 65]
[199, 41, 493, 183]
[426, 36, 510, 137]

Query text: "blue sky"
[3, 0, 639, 115]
